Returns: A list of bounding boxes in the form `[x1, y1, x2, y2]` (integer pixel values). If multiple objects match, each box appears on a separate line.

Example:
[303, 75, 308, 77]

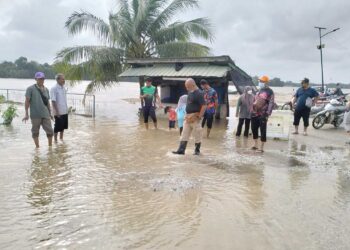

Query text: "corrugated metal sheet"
[119, 64, 230, 78]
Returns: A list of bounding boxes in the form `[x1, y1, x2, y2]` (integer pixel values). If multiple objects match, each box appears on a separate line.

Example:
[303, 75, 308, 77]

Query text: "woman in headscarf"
[176, 94, 188, 135]
[236, 86, 254, 137]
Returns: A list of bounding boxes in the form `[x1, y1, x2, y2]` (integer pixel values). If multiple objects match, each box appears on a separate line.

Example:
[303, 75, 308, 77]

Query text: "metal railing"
[0, 89, 95, 117]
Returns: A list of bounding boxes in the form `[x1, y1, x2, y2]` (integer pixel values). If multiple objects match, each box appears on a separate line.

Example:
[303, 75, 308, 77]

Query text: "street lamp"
[314, 26, 340, 92]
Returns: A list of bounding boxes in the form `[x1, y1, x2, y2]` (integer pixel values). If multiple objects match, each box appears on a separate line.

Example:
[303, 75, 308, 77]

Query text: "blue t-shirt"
[295, 87, 319, 111]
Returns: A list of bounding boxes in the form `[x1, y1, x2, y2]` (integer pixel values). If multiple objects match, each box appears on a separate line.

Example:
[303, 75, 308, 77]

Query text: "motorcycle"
[312, 99, 347, 129]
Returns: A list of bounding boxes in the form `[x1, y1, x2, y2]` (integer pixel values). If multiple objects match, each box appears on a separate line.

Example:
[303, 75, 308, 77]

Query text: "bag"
[305, 97, 313, 108]
[253, 96, 267, 113]
[35, 85, 49, 106]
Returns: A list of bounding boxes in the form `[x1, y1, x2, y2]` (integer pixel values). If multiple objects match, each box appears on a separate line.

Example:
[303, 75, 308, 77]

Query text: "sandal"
[251, 146, 258, 150]
[292, 132, 299, 135]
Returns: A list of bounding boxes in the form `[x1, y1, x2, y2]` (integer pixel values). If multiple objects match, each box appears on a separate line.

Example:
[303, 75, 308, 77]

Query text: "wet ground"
[1, 82, 350, 249]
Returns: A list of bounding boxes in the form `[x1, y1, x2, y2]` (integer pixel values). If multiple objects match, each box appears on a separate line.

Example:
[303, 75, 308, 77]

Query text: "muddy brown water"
[1, 80, 350, 249]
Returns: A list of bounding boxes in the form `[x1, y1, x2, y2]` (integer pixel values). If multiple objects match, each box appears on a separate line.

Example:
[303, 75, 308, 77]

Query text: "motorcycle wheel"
[281, 102, 293, 111]
[312, 115, 326, 129]
[334, 117, 343, 128]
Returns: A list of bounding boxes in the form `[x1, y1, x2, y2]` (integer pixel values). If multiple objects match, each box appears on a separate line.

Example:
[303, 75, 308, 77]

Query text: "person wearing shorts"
[50, 73, 69, 142]
[22, 72, 54, 148]
[292, 78, 319, 136]
[200, 79, 218, 138]
[140, 78, 162, 129]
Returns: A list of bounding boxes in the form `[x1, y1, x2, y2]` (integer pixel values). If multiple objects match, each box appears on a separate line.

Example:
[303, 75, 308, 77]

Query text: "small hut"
[119, 56, 256, 118]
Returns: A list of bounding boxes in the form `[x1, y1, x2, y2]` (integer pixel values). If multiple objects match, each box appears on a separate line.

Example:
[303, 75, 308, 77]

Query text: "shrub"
[1, 104, 18, 125]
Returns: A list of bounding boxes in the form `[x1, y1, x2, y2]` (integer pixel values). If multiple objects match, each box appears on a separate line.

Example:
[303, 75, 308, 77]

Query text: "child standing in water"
[176, 95, 188, 135]
[165, 106, 177, 131]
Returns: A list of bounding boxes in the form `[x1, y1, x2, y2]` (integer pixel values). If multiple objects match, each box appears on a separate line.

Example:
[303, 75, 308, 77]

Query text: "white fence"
[0, 89, 95, 117]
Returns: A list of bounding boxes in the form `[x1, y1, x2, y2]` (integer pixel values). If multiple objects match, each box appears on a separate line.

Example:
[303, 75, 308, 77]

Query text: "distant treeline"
[0, 57, 56, 79]
[0, 57, 349, 89]
[252, 76, 350, 89]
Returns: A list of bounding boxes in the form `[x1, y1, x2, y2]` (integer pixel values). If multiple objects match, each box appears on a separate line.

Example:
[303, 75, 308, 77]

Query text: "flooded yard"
[0, 81, 350, 249]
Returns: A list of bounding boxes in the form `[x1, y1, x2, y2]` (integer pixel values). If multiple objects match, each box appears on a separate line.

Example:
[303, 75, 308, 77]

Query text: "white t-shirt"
[50, 84, 68, 115]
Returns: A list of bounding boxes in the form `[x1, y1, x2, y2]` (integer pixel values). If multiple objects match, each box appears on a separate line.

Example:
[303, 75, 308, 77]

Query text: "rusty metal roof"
[119, 63, 231, 78]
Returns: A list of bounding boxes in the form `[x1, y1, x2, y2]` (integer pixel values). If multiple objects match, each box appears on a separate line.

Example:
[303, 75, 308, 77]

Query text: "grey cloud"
[0, 0, 349, 83]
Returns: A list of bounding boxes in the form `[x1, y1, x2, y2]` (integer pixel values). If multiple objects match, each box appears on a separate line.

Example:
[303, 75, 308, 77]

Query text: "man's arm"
[214, 93, 219, 109]
[50, 88, 59, 116]
[22, 97, 30, 122]
[198, 105, 207, 119]
[267, 93, 275, 116]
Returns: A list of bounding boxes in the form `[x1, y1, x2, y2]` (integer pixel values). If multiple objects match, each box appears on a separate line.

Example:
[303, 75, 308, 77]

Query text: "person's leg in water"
[236, 118, 244, 136]
[31, 119, 41, 148]
[293, 110, 302, 134]
[251, 116, 260, 150]
[258, 117, 267, 152]
[150, 107, 157, 129]
[173, 121, 191, 155]
[243, 118, 251, 137]
[193, 120, 202, 155]
[143, 106, 150, 130]
[302, 108, 311, 136]
[179, 127, 183, 135]
[206, 113, 214, 138]
[42, 118, 54, 147]
[201, 112, 207, 128]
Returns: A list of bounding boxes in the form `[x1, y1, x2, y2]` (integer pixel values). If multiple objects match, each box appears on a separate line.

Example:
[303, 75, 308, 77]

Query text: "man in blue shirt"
[292, 78, 319, 136]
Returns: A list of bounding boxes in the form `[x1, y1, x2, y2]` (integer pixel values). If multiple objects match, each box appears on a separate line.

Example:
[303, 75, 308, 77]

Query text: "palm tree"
[56, 0, 213, 93]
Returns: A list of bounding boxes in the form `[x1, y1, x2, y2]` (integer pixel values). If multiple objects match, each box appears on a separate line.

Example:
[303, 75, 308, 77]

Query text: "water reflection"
[27, 144, 71, 212]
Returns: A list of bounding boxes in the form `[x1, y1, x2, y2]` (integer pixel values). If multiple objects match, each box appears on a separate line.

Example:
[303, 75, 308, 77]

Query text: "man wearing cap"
[251, 76, 275, 152]
[200, 79, 218, 138]
[140, 78, 162, 129]
[50, 73, 68, 142]
[292, 78, 319, 136]
[22, 72, 54, 148]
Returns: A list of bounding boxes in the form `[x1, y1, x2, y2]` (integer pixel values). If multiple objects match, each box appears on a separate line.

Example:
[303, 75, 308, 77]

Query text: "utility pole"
[314, 27, 340, 92]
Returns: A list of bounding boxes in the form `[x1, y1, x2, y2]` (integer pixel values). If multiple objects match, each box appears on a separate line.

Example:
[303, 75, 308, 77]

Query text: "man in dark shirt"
[173, 78, 206, 155]
[292, 78, 319, 135]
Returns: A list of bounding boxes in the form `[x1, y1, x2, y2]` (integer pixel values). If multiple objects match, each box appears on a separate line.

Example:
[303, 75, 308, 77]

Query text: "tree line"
[0, 57, 56, 79]
[0, 57, 349, 89]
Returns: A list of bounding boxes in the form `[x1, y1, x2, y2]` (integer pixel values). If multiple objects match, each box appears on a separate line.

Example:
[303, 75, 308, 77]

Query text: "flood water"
[1, 79, 350, 249]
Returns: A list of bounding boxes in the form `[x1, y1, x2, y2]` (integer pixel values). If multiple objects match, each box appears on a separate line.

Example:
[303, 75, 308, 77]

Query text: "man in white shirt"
[50, 73, 68, 142]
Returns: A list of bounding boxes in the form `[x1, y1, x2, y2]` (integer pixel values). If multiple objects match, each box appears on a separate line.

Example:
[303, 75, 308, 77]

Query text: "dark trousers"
[143, 106, 157, 123]
[251, 116, 267, 142]
[202, 112, 214, 129]
[236, 118, 251, 137]
[293, 108, 311, 127]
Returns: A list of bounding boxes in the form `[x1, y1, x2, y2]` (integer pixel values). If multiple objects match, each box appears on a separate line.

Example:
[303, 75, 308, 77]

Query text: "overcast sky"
[0, 0, 349, 83]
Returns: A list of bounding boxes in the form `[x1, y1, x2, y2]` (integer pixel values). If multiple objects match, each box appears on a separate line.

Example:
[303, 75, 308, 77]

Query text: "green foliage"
[0, 95, 5, 103]
[56, 0, 213, 93]
[1, 104, 18, 125]
[0, 57, 56, 79]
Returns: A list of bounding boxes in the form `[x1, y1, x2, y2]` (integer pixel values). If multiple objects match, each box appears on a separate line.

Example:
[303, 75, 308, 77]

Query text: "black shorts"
[202, 112, 214, 129]
[169, 120, 176, 128]
[143, 106, 157, 123]
[293, 108, 311, 127]
[54, 114, 68, 133]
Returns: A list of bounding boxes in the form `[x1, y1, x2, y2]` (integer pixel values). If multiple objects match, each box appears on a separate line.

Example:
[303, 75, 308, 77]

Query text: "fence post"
[92, 95, 96, 118]
[6, 89, 9, 102]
